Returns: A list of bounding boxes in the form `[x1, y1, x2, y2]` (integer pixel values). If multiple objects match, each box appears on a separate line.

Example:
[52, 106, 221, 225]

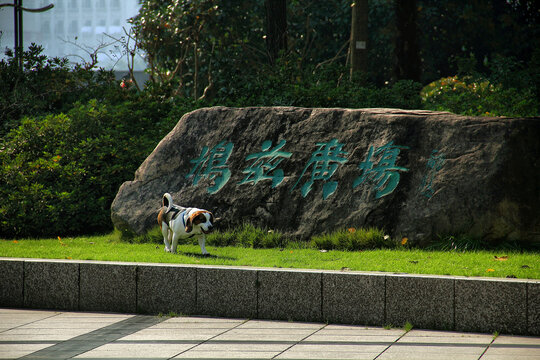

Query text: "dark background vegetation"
[1, 0, 538, 239]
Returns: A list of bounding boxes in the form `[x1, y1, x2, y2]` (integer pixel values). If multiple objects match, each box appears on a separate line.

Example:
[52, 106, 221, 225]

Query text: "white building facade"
[0, 0, 145, 71]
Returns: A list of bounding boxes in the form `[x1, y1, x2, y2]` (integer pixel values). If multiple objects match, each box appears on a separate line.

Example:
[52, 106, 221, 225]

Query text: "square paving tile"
[237, 320, 323, 330]
[377, 354, 483, 360]
[0, 344, 55, 360]
[276, 349, 383, 359]
[399, 329, 493, 345]
[119, 328, 226, 341]
[377, 343, 488, 360]
[74, 343, 193, 358]
[174, 350, 278, 359]
[482, 335, 540, 359]
[194, 341, 291, 352]
[213, 328, 313, 342]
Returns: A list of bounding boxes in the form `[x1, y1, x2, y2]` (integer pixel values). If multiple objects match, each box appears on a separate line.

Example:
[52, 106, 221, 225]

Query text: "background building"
[0, 0, 145, 72]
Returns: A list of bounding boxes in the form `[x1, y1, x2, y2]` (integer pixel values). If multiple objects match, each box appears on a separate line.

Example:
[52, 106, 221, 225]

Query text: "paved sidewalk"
[1, 308, 539, 360]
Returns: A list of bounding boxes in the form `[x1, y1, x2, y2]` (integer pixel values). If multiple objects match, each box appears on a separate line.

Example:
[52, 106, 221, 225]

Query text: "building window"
[110, 18, 122, 34]
[69, 20, 79, 34]
[55, 20, 64, 35]
[96, 19, 106, 34]
[40, 20, 50, 36]
[82, 20, 92, 34]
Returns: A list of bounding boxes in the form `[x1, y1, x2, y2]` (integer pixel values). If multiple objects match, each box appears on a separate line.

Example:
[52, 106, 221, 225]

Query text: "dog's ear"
[185, 216, 193, 233]
[209, 212, 215, 224]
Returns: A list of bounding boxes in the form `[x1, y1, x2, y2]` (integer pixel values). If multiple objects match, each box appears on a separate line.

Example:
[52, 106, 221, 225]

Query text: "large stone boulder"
[111, 107, 540, 245]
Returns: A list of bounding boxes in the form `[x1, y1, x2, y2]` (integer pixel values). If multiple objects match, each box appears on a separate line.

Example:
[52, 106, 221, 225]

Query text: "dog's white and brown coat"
[157, 193, 214, 255]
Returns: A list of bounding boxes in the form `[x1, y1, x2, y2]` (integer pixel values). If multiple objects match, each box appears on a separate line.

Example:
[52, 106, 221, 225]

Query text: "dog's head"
[185, 210, 214, 234]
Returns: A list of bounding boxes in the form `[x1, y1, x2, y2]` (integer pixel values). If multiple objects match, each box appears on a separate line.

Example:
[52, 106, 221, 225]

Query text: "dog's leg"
[161, 223, 171, 252]
[198, 235, 209, 255]
[171, 232, 180, 254]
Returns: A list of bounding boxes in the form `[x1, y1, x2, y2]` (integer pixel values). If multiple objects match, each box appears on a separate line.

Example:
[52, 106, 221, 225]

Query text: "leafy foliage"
[418, 0, 540, 83]
[311, 227, 393, 251]
[427, 234, 539, 252]
[421, 75, 539, 117]
[0, 98, 175, 238]
[214, 60, 423, 110]
[128, 223, 289, 249]
[0, 44, 121, 135]
[130, 0, 266, 98]
[206, 223, 288, 249]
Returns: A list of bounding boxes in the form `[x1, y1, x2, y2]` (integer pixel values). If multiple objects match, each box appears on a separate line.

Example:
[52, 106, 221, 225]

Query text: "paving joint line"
[477, 334, 498, 359]
[271, 322, 328, 359]
[167, 318, 250, 360]
[372, 326, 409, 360]
[0, 310, 62, 334]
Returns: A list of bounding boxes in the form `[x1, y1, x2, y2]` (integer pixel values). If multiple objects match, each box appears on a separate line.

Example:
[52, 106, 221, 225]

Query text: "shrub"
[205, 223, 287, 249]
[215, 60, 423, 110]
[427, 234, 539, 251]
[311, 227, 393, 251]
[0, 97, 173, 238]
[421, 75, 539, 117]
[0, 44, 123, 136]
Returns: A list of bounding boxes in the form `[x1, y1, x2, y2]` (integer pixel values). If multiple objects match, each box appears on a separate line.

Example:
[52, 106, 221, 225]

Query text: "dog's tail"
[162, 193, 174, 214]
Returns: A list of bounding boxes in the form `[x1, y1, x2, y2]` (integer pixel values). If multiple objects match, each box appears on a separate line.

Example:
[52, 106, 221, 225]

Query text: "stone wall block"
[258, 270, 322, 322]
[322, 272, 385, 325]
[197, 267, 257, 318]
[0, 260, 24, 308]
[80, 262, 136, 313]
[455, 278, 527, 334]
[386, 275, 454, 330]
[137, 264, 196, 315]
[527, 281, 539, 335]
[24, 260, 79, 310]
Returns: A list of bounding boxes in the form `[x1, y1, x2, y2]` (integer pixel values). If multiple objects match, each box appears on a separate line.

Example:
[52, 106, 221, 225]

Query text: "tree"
[394, 0, 421, 81]
[265, 0, 288, 64]
[349, 0, 368, 79]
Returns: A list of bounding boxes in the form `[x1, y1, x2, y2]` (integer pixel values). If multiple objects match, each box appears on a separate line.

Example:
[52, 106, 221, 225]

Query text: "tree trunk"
[193, 42, 198, 99]
[394, 0, 421, 81]
[349, 0, 368, 79]
[265, 0, 287, 64]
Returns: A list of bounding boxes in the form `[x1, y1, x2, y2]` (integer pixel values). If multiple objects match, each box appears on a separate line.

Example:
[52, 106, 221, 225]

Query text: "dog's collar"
[180, 211, 186, 227]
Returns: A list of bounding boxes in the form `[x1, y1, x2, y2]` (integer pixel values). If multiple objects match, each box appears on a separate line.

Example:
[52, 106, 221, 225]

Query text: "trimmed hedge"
[0, 98, 179, 238]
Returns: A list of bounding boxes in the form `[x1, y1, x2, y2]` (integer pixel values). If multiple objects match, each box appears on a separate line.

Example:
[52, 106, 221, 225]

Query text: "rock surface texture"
[111, 107, 540, 244]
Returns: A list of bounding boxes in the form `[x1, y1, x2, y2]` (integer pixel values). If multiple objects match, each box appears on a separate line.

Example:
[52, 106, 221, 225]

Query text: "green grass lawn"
[0, 235, 538, 279]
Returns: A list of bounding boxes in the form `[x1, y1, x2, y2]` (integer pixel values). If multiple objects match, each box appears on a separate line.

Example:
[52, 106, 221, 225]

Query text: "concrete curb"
[1, 258, 538, 335]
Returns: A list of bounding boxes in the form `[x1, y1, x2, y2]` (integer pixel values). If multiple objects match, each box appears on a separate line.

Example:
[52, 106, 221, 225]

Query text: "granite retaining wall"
[0, 258, 538, 335]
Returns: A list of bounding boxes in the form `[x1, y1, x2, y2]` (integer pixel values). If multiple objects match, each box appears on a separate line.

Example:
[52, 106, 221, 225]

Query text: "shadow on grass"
[179, 251, 237, 261]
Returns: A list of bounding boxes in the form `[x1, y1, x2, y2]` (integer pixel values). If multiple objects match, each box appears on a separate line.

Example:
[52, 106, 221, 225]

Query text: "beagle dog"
[157, 193, 214, 255]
